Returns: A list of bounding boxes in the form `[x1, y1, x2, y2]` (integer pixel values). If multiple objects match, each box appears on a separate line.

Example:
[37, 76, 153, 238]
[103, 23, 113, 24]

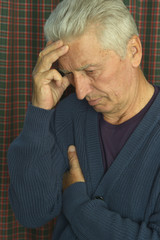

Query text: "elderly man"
[8, 0, 160, 239]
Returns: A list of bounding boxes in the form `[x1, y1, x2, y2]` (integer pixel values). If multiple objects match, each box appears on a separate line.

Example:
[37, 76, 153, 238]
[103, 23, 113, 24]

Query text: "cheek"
[93, 72, 114, 90]
[93, 72, 125, 98]
[96, 66, 127, 89]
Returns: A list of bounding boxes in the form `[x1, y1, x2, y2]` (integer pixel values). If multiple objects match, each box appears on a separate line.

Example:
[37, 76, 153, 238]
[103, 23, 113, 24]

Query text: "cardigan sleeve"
[7, 104, 67, 228]
[63, 182, 160, 240]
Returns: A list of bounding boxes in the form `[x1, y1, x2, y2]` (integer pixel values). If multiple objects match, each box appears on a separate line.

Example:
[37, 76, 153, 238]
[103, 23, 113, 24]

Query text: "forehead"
[58, 31, 107, 70]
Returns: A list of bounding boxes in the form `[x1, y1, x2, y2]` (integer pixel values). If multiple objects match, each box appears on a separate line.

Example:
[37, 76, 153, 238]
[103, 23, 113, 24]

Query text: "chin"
[93, 104, 114, 114]
[92, 104, 107, 112]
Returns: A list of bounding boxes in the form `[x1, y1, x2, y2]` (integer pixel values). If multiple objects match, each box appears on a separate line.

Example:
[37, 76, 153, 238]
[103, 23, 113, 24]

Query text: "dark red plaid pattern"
[124, 0, 160, 84]
[0, 0, 160, 239]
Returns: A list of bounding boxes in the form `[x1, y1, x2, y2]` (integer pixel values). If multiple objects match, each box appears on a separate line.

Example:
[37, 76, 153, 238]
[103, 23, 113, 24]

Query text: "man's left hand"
[63, 145, 85, 191]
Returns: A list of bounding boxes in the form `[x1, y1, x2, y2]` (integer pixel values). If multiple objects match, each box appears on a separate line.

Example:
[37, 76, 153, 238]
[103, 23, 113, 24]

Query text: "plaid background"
[0, 0, 160, 239]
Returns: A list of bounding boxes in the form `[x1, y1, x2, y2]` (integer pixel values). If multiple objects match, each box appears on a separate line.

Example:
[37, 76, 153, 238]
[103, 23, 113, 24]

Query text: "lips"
[87, 98, 101, 106]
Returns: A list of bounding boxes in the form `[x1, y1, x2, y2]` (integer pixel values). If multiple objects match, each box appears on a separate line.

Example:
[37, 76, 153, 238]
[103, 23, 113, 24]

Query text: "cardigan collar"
[85, 88, 160, 198]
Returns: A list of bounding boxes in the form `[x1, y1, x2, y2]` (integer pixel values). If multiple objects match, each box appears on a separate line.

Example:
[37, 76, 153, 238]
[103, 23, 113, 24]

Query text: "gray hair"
[44, 0, 139, 58]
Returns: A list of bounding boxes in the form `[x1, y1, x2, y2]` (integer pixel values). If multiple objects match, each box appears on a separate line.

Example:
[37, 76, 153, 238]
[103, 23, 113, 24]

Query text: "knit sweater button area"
[94, 196, 104, 201]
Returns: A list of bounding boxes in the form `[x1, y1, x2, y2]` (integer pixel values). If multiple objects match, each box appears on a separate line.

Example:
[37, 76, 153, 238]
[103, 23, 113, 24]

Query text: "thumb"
[61, 75, 70, 89]
[68, 145, 81, 170]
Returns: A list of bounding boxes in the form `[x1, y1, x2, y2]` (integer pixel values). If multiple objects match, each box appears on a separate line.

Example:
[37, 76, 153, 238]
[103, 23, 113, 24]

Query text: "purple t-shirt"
[99, 86, 159, 173]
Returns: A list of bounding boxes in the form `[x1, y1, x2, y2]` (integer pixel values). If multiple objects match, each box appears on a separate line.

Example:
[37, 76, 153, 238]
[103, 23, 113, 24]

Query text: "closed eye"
[86, 70, 94, 73]
[58, 69, 72, 77]
[85, 70, 95, 75]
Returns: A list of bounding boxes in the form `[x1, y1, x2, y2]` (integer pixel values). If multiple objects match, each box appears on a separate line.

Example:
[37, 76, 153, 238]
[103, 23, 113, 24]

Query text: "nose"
[74, 72, 92, 100]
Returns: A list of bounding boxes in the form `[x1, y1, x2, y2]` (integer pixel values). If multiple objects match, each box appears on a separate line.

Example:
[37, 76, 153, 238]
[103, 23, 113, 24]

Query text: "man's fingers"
[34, 40, 69, 73]
[33, 69, 61, 85]
[37, 45, 69, 72]
[45, 69, 62, 81]
[68, 145, 81, 170]
[62, 145, 85, 191]
[40, 40, 63, 57]
[34, 69, 70, 88]
[46, 40, 53, 47]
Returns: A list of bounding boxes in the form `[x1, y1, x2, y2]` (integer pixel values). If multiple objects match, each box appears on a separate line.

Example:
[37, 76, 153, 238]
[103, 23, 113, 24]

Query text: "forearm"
[8, 104, 65, 228]
[63, 183, 160, 240]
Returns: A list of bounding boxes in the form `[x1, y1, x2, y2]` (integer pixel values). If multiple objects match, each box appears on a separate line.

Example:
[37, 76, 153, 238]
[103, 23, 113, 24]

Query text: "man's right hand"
[32, 40, 70, 110]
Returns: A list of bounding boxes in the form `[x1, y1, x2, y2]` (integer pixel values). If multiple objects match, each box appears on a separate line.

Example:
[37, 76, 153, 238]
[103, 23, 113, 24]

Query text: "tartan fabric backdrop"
[0, 0, 160, 239]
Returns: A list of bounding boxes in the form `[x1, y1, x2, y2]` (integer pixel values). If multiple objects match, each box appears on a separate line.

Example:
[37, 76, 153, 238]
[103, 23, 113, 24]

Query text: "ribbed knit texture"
[8, 92, 160, 239]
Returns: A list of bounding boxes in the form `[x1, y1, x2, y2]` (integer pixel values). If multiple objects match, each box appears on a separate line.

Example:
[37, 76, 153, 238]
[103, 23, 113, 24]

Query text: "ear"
[127, 35, 142, 68]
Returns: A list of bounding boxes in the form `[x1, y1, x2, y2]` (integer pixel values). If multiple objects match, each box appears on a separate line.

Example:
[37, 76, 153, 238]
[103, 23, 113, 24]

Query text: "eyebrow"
[59, 64, 99, 74]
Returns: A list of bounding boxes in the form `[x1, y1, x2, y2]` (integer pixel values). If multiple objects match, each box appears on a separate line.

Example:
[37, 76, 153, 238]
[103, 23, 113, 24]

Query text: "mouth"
[87, 98, 101, 106]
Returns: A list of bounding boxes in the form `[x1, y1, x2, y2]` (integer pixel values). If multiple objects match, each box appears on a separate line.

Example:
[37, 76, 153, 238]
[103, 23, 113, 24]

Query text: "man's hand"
[63, 146, 85, 191]
[32, 40, 70, 110]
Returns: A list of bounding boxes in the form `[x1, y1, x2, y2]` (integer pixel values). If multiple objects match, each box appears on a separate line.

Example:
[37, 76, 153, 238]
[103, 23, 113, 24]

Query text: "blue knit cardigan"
[8, 92, 160, 239]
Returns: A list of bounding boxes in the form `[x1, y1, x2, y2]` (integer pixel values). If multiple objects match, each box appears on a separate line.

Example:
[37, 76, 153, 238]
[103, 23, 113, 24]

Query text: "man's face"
[58, 30, 135, 118]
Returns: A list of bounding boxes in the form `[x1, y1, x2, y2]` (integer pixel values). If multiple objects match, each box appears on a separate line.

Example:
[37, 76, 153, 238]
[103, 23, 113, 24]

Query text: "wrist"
[32, 98, 55, 110]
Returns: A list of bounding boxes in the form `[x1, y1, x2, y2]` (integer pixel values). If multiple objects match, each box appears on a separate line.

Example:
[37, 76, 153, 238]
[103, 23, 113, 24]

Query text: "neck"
[103, 69, 154, 125]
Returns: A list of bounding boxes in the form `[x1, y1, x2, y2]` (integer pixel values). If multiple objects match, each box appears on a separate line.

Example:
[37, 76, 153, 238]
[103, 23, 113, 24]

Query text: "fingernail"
[68, 145, 75, 152]
[56, 39, 63, 44]
[62, 45, 69, 51]
[46, 41, 52, 46]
